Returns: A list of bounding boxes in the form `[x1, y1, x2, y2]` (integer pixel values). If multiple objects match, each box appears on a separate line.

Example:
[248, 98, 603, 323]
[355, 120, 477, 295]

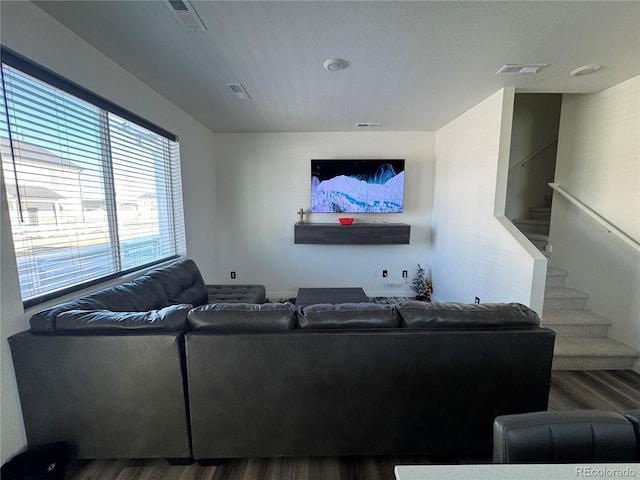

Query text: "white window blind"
[0, 50, 186, 306]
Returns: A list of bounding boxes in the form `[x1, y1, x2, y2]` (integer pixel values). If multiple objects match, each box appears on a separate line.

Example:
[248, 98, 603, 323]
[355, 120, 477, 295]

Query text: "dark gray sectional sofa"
[9, 259, 556, 462]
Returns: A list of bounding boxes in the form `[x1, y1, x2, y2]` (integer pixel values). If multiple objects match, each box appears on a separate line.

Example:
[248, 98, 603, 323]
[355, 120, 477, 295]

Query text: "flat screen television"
[311, 159, 405, 213]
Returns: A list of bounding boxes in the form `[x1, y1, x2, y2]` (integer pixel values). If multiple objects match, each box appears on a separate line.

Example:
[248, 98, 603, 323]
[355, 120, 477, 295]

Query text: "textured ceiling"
[32, 1, 640, 133]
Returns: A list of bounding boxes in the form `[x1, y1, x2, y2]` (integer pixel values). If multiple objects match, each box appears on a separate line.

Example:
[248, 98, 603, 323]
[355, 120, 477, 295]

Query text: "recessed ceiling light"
[496, 64, 549, 75]
[569, 64, 601, 76]
[323, 58, 347, 72]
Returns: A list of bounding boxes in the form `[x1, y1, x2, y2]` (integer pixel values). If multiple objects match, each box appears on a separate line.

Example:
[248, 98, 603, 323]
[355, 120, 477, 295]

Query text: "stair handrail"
[509, 137, 558, 172]
[549, 183, 640, 253]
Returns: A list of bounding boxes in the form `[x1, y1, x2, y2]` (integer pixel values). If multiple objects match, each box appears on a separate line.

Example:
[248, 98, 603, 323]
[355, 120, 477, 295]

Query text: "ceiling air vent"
[356, 123, 382, 128]
[164, 0, 207, 32]
[496, 64, 549, 75]
[226, 83, 251, 100]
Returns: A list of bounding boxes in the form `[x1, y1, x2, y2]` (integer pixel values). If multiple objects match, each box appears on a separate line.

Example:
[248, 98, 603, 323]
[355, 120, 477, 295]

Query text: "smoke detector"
[570, 64, 601, 76]
[164, 0, 207, 31]
[323, 58, 348, 72]
[496, 64, 549, 75]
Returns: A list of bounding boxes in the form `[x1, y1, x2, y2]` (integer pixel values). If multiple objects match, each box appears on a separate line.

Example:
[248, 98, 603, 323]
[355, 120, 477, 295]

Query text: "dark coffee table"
[295, 287, 369, 307]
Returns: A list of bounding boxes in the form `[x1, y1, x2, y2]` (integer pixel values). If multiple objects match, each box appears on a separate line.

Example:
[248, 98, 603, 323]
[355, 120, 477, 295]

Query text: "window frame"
[0, 46, 185, 308]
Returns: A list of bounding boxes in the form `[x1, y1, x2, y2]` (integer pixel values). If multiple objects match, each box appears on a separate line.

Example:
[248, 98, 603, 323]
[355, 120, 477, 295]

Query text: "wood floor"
[65, 370, 640, 480]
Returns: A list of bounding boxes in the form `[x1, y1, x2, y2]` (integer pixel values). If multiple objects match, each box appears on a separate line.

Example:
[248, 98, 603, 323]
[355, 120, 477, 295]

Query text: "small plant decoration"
[412, 264, 433, 301]
[424, 277, 433, 302]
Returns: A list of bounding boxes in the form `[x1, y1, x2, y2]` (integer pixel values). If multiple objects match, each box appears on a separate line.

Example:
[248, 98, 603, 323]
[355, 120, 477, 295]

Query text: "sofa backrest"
[188, 303, 296, 331]
[29, 258, 203, 333]
[296, 302, 398, 329]
[146, 259, 208, 306]
[185, 326, 556, 459]
[54, 304, 192, 332]
[397, 301, 541, 329]
[187, 301, 542, 333]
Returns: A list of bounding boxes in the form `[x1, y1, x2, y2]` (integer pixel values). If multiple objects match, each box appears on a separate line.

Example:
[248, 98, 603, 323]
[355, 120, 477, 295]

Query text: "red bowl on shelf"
[338, 217, 354, 225]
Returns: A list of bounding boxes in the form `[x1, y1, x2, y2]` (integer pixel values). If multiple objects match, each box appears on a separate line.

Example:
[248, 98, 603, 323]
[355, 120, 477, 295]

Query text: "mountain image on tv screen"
[311, 159, 405, 213]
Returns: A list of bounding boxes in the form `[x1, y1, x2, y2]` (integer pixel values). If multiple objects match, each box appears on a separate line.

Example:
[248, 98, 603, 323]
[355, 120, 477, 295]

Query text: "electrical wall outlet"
[230, 271, 236, 279]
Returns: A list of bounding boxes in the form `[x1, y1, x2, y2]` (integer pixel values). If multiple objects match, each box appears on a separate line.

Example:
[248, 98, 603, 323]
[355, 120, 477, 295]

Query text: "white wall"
[213, 132, 434, 298]
[0, 1, 220, 462]
[0, 170, 27, 464]
[432, 88, 546, 312]
[552, 76, 640, 353]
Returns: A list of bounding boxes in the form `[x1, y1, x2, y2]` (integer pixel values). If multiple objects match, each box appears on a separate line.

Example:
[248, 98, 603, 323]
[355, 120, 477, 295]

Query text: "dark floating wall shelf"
[294, 223, 410, 245]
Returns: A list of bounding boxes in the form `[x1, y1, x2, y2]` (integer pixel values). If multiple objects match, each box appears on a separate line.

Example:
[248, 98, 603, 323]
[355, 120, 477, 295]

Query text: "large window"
[0, 48, 186, 307]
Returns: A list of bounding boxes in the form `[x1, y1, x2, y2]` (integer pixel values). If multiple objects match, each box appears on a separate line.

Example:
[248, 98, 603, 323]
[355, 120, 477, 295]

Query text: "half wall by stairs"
[513, 204, 639, 370]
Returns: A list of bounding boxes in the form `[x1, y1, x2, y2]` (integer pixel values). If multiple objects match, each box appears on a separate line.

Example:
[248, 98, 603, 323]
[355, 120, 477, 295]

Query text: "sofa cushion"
[206, 285, 266, 304]
[296, 303, 398, 329]
[54, 304, 192, 332]
[29, 276, 170, 333]
[29, 287, 136, 333]
[125, 276, 169, 311]
[147, 259, 208, 306]
[397, 301, 540, 329]
[188, 302, 296, 331]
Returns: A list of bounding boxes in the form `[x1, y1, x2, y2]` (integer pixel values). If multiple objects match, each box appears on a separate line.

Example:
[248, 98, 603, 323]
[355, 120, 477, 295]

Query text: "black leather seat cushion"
[398, 301, 540, 329]
[188, 302, 296, 331]
[493, 410, 637, 463]
[297, 302, 398, 329]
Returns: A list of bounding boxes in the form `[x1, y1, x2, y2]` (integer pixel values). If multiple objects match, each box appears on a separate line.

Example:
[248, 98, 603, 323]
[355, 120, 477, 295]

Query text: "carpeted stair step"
[513, 218, 550, 235]
[546, 267, 568, 286]
[523, 231, 549, 250]
[552, 336, 639, 370]
[544, 285, 589, 310]
[528, 206, 551, 221]
[542, 309, 612, 337]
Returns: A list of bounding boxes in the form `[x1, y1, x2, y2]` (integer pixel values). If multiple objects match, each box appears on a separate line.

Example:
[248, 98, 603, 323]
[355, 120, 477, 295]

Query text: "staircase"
[513, 202, 639, 370]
